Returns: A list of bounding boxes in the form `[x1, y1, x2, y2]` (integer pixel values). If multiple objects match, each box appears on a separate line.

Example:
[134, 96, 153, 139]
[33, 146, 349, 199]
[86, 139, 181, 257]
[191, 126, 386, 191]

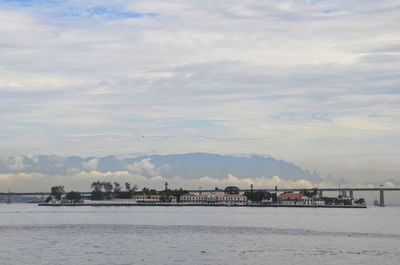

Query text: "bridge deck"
[1, 187, 399, 196]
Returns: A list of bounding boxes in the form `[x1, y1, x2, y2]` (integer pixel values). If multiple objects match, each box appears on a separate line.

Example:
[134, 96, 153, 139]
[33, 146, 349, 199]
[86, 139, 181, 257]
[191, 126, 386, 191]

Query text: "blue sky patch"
[1, 1, 156, 19]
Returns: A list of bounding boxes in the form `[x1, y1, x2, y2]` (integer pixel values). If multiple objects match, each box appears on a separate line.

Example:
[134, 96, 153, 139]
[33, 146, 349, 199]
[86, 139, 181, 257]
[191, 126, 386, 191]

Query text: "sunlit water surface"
[0, 204, 399, 265]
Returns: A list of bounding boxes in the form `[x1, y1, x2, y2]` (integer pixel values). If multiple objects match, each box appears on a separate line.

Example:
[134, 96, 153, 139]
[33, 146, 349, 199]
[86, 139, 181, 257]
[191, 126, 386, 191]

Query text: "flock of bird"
[130, 132, 270, 142]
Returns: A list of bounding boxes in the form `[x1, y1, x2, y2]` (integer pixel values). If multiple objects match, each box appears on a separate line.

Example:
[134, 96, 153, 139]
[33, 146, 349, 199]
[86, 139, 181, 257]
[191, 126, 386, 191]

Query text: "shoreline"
[38, 203, 367, 208]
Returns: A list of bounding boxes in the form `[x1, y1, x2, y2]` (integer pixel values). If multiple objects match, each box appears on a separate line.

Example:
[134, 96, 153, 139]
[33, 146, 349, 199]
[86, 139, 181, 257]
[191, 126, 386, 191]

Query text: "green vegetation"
[87, 180, 188, 202]
[45, 182, 363, 207]
[354, 198, 365, 205]
[66, 191, 81, 203]
[46, 185, 81, 203]
[91, 181, 105, 200]
[300, 188, 318, 197]
[45, 185, 65, 202]
[224, 186, 240, 195]
[51, 185, 65, 200]
[322, 197, 352, 206]
[244, 190, 272, 202]
[90, 181, 138, 200]
[138, 187, 158, 195]
[158, 187, 188, 202]
[116, 182, 138, 198]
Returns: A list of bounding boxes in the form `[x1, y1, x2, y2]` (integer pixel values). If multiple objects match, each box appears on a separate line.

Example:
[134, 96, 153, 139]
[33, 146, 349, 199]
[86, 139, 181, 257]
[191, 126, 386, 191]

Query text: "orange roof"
[225, 194, 246, 197]
[199, 193, 225, 197]
[192, 193, 246, 197]
[277, 193, 304, 199]
[134, 195, 161, 198]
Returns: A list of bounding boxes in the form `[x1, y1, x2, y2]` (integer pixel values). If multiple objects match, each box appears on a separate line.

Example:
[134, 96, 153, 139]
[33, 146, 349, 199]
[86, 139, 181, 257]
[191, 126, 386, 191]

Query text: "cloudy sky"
[1, 0, 400, 190]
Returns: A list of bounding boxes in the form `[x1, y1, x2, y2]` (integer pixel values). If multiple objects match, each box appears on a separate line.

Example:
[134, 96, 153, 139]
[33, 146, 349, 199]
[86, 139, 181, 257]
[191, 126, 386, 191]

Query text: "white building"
[133, 195, 177, 203]
[180, 193, 248, 205]
[277, 193, 325, 205]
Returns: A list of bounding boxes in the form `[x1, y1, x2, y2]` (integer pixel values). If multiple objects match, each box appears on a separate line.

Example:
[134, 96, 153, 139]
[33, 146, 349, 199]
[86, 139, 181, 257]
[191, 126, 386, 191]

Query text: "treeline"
[90, 181, 188, 202]
[46, 185, 81, 203]
[46, 184, 278, 203]
[90, 181, 137, 200]
[244, 190, 276, 202]
[224, 185, 276, 202]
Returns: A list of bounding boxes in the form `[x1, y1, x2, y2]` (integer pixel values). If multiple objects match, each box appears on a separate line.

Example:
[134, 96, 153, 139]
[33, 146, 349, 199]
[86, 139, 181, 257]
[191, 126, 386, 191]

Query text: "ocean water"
[0, 204, 399, 265]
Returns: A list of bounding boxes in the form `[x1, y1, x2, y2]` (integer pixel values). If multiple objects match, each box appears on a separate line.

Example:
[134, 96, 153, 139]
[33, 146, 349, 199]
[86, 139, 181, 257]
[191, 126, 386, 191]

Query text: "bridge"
[1, 187, 399, 206]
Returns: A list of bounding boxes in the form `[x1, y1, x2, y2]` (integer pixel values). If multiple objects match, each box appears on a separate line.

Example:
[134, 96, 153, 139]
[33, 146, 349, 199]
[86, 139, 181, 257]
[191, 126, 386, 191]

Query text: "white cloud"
[81, 159, 98, 171]
[384, 181, 395, 188]
[0, 172, 45, 182]
[126, 158, 159, 177]
[5, 156, 27, 170]
[3, 169, 394, 193]
[169, 174, 317, 190]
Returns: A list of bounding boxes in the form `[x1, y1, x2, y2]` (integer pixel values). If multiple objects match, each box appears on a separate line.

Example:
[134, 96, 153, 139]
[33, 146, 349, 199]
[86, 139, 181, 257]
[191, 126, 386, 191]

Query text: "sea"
[0, 204, 399, 265]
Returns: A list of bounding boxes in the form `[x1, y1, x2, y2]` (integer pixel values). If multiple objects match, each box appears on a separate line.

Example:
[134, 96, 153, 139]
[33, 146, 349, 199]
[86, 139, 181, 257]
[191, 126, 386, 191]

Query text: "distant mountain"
[124, 153, 327, 183]
[0, 153, 334, 183]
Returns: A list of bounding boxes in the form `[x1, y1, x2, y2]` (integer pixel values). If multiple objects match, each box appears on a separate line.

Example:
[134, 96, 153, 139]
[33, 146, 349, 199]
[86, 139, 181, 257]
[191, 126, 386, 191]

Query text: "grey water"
[0, 204, 399, 265]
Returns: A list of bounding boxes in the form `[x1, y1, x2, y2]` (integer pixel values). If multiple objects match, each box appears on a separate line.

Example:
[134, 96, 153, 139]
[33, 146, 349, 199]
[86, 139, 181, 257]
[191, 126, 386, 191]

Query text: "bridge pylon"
[379, 190, 385, 207]
[7, 190, 11, 204]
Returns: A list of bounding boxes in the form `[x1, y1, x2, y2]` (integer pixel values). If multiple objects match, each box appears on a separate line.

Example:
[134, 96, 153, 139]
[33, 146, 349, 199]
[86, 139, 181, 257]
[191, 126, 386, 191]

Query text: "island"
[38, 181, 367, 208]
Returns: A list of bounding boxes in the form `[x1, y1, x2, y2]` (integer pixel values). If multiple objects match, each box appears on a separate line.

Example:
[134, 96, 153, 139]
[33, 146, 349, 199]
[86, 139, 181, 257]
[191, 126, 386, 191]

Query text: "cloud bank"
[0, 1, 399, 186]
[0, 154, 398, 192]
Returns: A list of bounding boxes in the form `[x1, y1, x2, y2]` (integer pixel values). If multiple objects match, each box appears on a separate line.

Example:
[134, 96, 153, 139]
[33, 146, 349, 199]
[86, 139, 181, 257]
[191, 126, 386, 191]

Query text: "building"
[277, 193, 325, 206]
[261, 198, 273, 205]
[133, 195, 177, 204]
[180, 193, 248, 205]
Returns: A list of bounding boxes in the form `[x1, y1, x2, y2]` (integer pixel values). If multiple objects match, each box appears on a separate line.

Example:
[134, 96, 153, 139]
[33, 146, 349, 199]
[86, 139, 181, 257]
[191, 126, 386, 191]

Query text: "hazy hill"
[0, 153, 334, 183]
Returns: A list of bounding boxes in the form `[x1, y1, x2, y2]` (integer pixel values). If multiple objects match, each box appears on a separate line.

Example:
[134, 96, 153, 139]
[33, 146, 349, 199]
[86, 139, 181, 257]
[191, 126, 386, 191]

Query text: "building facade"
[133, 195, 177, 203]
[180, 193, 248, 205]
[277, 193, 325, 205]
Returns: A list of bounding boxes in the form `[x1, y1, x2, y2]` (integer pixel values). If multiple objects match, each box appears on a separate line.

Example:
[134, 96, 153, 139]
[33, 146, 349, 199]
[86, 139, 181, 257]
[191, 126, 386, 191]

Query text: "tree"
[114, 182, 121, 193]
[128, 183, 137, 194]
[354, 198, 365, 205]
[116, 182, 138, 199]
[140, 187, 157, 195]
[91, 181, 102, 192]
[271, 193, 277, 203]
[50, 185, 65, 200]
[244, 190, 272, 202]
[103, 182, 113, 200]
[113, 182, 121, 198]
[160, 194, 172, 202]
[125, 182, 131, 192]
[170, 188, 187, 203]
[300, 188, 318, 197]
[91, 181, 104, 200]
[224, 186, 240, 195]
[66, 191, 81, 203]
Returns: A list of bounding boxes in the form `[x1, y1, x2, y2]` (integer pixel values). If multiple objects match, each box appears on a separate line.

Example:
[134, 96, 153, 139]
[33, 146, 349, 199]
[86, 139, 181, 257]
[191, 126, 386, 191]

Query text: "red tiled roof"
[225, 194, 246, 197]
[277, 193, 304, 199]
[184, 193, 246, 198]
[134, 195, 161, 198]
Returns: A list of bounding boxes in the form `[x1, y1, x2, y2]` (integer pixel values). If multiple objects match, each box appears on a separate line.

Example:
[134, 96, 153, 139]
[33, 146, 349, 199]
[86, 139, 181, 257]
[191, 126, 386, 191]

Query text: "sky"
[0, 0, 400, 191]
